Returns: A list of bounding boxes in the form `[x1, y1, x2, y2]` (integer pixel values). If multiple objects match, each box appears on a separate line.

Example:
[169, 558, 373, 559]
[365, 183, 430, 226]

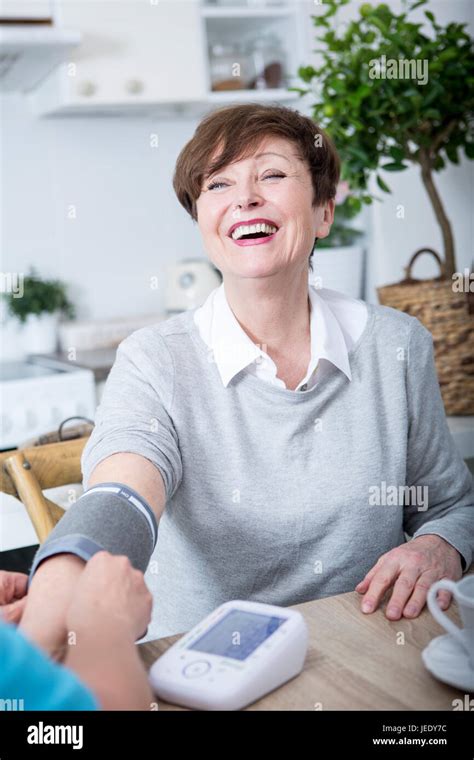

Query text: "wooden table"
[139, 570, 473, 710]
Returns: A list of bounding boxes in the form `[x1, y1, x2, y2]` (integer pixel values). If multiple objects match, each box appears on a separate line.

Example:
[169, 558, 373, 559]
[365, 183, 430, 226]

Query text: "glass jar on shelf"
[245, 34, 286, 90]
[209, 42, 245, 91]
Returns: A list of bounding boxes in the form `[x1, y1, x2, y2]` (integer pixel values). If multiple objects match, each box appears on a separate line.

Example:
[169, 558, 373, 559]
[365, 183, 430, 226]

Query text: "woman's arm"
[356, 317, 473, 620]
[19, 453, 167, 659]
[402, 318, 474, 567]
[19, 554, 86, 660]
[21, 330, 179, 655]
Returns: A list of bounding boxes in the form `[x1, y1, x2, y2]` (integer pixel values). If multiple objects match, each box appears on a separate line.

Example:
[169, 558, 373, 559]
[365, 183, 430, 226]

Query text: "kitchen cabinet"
[202, 2, 304, 102]
[28, 0, 311, 116]
[0, 1, 52, 19]
[29, 0, 207, 115]
[0, 0, 80, 93]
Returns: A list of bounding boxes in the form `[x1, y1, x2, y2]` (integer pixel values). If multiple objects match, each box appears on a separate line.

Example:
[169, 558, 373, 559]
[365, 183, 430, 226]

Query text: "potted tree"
[2, 269, 75, 355]
[293, 0, 474, 414]
[310, 180, 365, 298]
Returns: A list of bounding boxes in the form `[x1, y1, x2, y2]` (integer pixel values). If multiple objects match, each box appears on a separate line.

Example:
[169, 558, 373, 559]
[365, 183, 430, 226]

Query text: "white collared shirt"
[193, 282, 368, 391]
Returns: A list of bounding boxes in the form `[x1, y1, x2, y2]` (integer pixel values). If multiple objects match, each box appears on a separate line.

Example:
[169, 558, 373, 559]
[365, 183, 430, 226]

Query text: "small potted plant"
[310, 180, 365, 298]
[2, 268, 75, 355]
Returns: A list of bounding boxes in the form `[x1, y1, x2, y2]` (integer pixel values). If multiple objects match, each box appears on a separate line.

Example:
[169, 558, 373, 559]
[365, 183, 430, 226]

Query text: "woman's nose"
[233, 191, 262, 211]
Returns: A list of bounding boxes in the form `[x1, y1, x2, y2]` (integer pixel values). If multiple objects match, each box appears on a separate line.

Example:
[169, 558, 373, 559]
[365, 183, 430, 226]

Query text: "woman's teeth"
[231, 223, 278, 241]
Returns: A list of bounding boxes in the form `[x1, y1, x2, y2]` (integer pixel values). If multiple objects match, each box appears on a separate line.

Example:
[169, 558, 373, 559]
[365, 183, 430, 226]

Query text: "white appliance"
[165, 259, 222, 314]
[149, 599, 308, 711]
[0, 358, 96, 450]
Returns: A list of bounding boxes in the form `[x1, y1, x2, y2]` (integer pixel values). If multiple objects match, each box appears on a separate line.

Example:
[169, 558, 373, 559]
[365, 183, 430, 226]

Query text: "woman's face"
[195, 135, 335, 280]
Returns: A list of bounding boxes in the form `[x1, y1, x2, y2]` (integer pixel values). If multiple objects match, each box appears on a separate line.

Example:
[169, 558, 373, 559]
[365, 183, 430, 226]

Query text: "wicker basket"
[377, 248, 474, 416]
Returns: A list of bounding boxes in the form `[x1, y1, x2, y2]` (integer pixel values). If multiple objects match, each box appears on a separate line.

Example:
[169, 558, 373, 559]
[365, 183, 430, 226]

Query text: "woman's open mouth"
[227, 221, 280, 247]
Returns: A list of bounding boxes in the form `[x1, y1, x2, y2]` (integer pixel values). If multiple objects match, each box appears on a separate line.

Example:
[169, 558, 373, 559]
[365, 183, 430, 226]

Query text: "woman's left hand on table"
[355, 535, 463, 620]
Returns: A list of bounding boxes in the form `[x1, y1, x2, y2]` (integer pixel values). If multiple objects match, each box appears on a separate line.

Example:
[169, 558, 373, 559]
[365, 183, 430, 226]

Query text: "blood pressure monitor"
[148, 599, 308, 710]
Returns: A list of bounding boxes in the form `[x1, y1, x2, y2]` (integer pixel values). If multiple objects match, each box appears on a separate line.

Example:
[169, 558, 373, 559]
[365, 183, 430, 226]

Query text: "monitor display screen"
[188, 609, 286, 661]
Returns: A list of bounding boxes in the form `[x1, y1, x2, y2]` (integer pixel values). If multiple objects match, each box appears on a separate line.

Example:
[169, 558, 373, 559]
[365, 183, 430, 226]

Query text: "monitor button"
[183, 660, 212, 678]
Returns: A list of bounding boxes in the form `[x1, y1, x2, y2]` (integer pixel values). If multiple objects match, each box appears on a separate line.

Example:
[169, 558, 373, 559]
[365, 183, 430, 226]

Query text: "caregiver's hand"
[64, 552, 154, 710]
[0, 570, 28, 624]
[66, 551, 153, 645]
[355, 535, 463, 620]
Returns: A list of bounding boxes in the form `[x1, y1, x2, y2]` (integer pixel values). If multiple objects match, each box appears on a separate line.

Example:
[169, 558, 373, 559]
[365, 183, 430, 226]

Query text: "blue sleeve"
[0, 620, 99, 711]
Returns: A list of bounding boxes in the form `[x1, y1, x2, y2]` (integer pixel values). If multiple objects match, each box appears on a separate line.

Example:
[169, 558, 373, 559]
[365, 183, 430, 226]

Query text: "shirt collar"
[307, 285, 352, 383]
[195, 282, 352, 388]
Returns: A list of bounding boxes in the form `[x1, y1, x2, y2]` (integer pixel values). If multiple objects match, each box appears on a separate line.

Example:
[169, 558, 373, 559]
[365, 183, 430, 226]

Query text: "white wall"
[0, 99, 205, 322]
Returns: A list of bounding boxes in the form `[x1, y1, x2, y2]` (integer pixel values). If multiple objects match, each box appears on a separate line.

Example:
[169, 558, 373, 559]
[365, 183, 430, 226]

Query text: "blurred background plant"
[292, 0, 474, 276]
[3, 268, 75, 324]
[317, 180, 365, 248]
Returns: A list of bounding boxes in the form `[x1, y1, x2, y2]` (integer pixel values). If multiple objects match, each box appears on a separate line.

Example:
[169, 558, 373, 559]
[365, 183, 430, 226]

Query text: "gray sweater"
[81, 302, 474, 639]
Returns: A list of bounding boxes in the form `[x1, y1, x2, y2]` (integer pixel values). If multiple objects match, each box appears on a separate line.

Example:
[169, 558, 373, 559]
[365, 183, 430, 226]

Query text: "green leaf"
[423, 108, 442, 120]
[287, 87, 308, 96]
[347, 146, 370, 162]
[370, 16, 388, 34]
[445, 144, 459, 164]
[438, 48, 458, 63]
[409, 0, 428, 11]
[465, 142, 474, 159]
[376, 174, 391, 192]
[347, 196, 363, 213]
[381, 162, 409, 171]
[389, 146, 405, 162]
[297, 66, 317, 83]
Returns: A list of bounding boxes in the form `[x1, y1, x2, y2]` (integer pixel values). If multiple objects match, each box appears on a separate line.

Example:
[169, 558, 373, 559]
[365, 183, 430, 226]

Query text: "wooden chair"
[0, 437, 89, 544]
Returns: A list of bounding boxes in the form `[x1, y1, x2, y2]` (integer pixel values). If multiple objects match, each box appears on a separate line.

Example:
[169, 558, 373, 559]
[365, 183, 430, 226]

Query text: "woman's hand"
[355, 535, 463, 620]
[19, 554, 85, 660]
[0, 570, 28, 625]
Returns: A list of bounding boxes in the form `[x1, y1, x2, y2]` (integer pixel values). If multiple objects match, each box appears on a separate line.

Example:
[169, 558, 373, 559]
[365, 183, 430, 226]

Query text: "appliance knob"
[77, 81, 97, 97]
[125, 79, 144, 94]
[179, 272, 195, 289]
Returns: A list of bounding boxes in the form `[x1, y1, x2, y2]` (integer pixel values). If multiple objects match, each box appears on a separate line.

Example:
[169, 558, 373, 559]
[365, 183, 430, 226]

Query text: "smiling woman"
[22, 103, 474, 651]
[172, 102, 340, 273]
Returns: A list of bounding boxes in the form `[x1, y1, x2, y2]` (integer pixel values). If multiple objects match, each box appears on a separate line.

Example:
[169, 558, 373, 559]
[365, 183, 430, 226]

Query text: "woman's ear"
[315, 199, 335, 240]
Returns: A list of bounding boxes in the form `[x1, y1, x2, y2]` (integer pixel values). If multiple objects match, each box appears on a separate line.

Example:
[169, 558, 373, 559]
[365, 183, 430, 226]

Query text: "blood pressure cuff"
[28, 482, 158, 586]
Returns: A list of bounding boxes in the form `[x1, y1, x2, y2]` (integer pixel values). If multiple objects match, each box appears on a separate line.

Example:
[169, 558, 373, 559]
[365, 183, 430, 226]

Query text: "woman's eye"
[207, 181, 228, 190]
[207, 173, 285, 191]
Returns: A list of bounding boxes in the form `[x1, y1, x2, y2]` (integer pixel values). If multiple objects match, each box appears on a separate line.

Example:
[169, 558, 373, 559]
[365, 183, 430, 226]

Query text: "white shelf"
[447, 416, 474, 461]
[202, 5, 296, 18]
[207, 87, 299, 102]
[26, 0, 306, 115]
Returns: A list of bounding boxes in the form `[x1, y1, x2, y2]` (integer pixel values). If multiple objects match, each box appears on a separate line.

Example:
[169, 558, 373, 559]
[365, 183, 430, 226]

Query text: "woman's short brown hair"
[172, 102, 341, 270]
